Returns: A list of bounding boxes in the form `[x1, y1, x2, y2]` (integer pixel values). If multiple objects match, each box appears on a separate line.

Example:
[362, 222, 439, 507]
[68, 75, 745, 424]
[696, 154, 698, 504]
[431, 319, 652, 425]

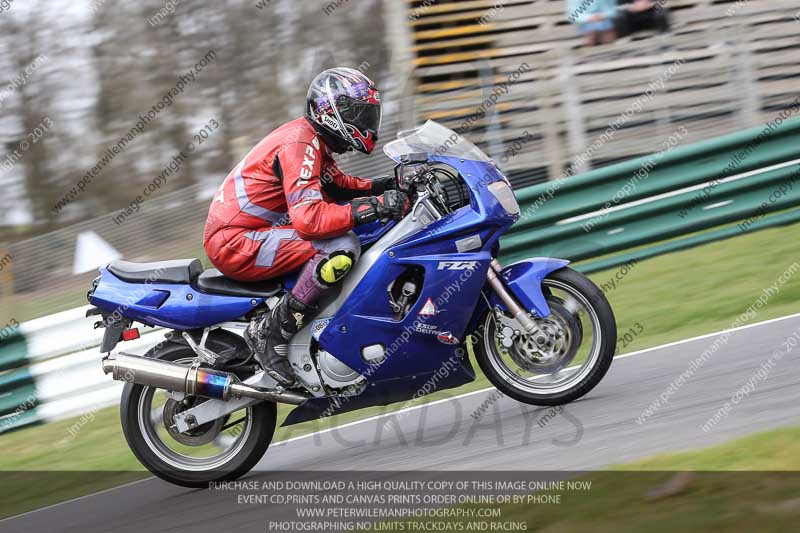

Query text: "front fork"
[485, 259, 548, 346]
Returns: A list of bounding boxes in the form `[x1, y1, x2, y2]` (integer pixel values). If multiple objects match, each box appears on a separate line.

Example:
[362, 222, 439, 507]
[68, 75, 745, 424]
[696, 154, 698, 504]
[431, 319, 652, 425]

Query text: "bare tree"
[0, 8, 57, 228]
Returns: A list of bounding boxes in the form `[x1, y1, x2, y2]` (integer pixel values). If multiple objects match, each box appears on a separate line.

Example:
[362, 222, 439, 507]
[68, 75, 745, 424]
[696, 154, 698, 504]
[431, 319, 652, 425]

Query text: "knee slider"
[316, 251, 355, 286]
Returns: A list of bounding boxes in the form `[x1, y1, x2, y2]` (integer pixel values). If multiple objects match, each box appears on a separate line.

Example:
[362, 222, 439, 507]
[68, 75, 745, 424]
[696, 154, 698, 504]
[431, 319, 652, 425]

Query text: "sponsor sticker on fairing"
[418, 297, 437, 316]
[414, 323, 439, 334]
[437, 332, 459, 345]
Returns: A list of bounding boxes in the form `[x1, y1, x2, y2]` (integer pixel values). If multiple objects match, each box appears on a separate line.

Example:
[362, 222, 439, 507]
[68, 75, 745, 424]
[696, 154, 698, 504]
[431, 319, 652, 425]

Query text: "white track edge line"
[0, 477, 154, 524]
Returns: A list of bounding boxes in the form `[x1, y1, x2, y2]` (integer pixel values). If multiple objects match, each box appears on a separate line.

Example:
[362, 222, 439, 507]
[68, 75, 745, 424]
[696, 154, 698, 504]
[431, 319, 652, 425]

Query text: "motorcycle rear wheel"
[474, 267, 616, 406]
[120, 337, 277, 488]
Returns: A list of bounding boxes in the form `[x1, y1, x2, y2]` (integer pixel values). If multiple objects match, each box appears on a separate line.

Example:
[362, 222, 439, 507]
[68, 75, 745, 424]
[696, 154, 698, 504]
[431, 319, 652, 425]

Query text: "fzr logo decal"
[437, 261, 479, 271]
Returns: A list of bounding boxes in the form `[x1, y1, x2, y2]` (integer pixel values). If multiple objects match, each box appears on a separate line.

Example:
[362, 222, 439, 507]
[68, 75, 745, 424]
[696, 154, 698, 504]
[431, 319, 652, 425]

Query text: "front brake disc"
[508, 297, 583, 373]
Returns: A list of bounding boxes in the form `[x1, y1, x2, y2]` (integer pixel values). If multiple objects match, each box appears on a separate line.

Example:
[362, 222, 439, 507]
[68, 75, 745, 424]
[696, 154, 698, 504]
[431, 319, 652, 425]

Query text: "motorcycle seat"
[194, 269, 283, 298]
[108, 258, 204, 284]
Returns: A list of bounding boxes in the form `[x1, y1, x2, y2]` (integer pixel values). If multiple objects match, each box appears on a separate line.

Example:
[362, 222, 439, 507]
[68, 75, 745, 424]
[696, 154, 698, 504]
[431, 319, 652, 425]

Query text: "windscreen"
[384, 120, 490, 163]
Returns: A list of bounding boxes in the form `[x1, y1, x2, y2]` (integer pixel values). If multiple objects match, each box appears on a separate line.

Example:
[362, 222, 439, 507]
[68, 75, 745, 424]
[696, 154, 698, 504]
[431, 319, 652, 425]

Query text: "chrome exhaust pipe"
[102, 352, 307, 405]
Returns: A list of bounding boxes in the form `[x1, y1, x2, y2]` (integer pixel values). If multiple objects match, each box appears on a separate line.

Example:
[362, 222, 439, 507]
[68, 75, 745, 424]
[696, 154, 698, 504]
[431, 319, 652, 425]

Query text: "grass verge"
[399, 426, 800, 533]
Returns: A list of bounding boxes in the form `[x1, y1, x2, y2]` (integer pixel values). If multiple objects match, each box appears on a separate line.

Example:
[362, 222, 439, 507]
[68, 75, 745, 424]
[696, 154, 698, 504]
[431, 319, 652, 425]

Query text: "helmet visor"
[344, 99, 382, 136]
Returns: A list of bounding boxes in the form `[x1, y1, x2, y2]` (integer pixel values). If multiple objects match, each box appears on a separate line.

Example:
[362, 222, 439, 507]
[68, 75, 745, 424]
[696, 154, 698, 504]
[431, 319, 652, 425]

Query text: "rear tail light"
[121, 328, 140, 341]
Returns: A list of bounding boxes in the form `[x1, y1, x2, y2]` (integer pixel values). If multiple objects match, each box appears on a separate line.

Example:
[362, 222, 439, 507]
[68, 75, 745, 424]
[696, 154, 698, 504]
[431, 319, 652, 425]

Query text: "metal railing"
[502, 116, 800, 267]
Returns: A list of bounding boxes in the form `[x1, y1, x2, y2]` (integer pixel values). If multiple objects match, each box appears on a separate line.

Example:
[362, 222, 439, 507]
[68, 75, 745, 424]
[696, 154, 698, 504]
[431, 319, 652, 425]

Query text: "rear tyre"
[120, 336, 277, 488]
[474, 267, 616, 406]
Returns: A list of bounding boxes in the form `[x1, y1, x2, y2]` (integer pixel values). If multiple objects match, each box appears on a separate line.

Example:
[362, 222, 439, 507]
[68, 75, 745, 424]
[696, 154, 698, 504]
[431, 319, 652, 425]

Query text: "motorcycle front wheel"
[474, 267, 616, 406]
[119, 338, 277, 488]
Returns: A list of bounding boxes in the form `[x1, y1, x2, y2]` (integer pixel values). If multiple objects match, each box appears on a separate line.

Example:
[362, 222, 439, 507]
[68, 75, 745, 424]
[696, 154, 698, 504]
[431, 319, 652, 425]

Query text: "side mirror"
[400, 153, 429, 165]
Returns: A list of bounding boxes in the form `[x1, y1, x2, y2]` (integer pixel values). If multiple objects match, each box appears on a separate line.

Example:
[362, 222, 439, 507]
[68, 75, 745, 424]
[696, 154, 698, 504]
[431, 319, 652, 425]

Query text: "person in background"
[616, 0, 671, 37]
[567, 0, 619, 46]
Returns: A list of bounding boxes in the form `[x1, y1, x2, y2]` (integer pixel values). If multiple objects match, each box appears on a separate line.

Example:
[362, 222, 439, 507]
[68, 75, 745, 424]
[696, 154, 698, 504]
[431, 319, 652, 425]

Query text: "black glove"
[351, 190, 410, 225]
[370, 175, 398, 195]
[379, 190, 409, 220]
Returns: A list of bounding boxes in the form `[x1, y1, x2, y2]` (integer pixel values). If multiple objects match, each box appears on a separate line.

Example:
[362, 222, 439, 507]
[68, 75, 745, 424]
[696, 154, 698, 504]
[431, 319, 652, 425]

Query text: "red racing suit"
[204, 117, 373, 282]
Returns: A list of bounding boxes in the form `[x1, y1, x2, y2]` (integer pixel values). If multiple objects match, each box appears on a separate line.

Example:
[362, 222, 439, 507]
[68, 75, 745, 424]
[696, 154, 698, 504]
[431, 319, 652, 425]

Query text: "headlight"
[488, 182, 520, 215]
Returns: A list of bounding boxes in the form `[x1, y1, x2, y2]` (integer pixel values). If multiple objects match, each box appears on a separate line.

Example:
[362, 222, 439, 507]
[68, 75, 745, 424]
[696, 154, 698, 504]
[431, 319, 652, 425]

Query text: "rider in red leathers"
[204, 67, 408, 385]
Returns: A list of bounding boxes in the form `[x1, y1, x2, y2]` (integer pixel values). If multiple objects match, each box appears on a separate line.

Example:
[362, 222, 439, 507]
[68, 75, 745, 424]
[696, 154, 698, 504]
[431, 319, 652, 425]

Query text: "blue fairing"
[319, 251, 492, 381]
[282, 365, 475, 426]
[90, 268, 261, 330]
[465, 258, 570, 336]
[497, 258, 570, 317]
[281, 272, 298, 291]
[353, 219, 397, 246]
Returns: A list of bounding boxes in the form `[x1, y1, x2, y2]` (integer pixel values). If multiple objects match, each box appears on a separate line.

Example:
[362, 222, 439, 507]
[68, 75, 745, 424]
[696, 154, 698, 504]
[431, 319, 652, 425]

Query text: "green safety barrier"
[0, 327, 28, 373]
[0, 380, 37, 418]
[0, 407, 41, 434]
[0, 365, 36, 395]
[0, 325, 38, 434]
[511, 117, 800, 230]
[500, 117, 800, 271]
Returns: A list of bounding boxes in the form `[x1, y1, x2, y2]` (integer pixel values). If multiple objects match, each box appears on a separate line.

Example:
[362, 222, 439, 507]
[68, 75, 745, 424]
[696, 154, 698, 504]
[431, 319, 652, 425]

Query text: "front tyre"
[120, 338, 277, 488]
[474, 267, 616, 406]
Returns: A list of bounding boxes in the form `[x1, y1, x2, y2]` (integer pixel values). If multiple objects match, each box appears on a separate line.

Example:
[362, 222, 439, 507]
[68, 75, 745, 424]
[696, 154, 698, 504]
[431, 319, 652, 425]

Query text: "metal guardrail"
[501, 117, 800, 268]
[0, 307, 164, 434]
[2, 117, 800, 434]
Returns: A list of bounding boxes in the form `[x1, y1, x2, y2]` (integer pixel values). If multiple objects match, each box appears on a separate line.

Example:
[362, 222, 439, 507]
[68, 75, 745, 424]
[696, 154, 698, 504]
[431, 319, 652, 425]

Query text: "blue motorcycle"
[89, 121, 616, 487]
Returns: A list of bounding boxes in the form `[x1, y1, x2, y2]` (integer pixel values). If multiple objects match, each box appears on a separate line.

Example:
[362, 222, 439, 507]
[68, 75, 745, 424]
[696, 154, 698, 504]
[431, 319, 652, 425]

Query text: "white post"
[560, 52, 590, 174]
